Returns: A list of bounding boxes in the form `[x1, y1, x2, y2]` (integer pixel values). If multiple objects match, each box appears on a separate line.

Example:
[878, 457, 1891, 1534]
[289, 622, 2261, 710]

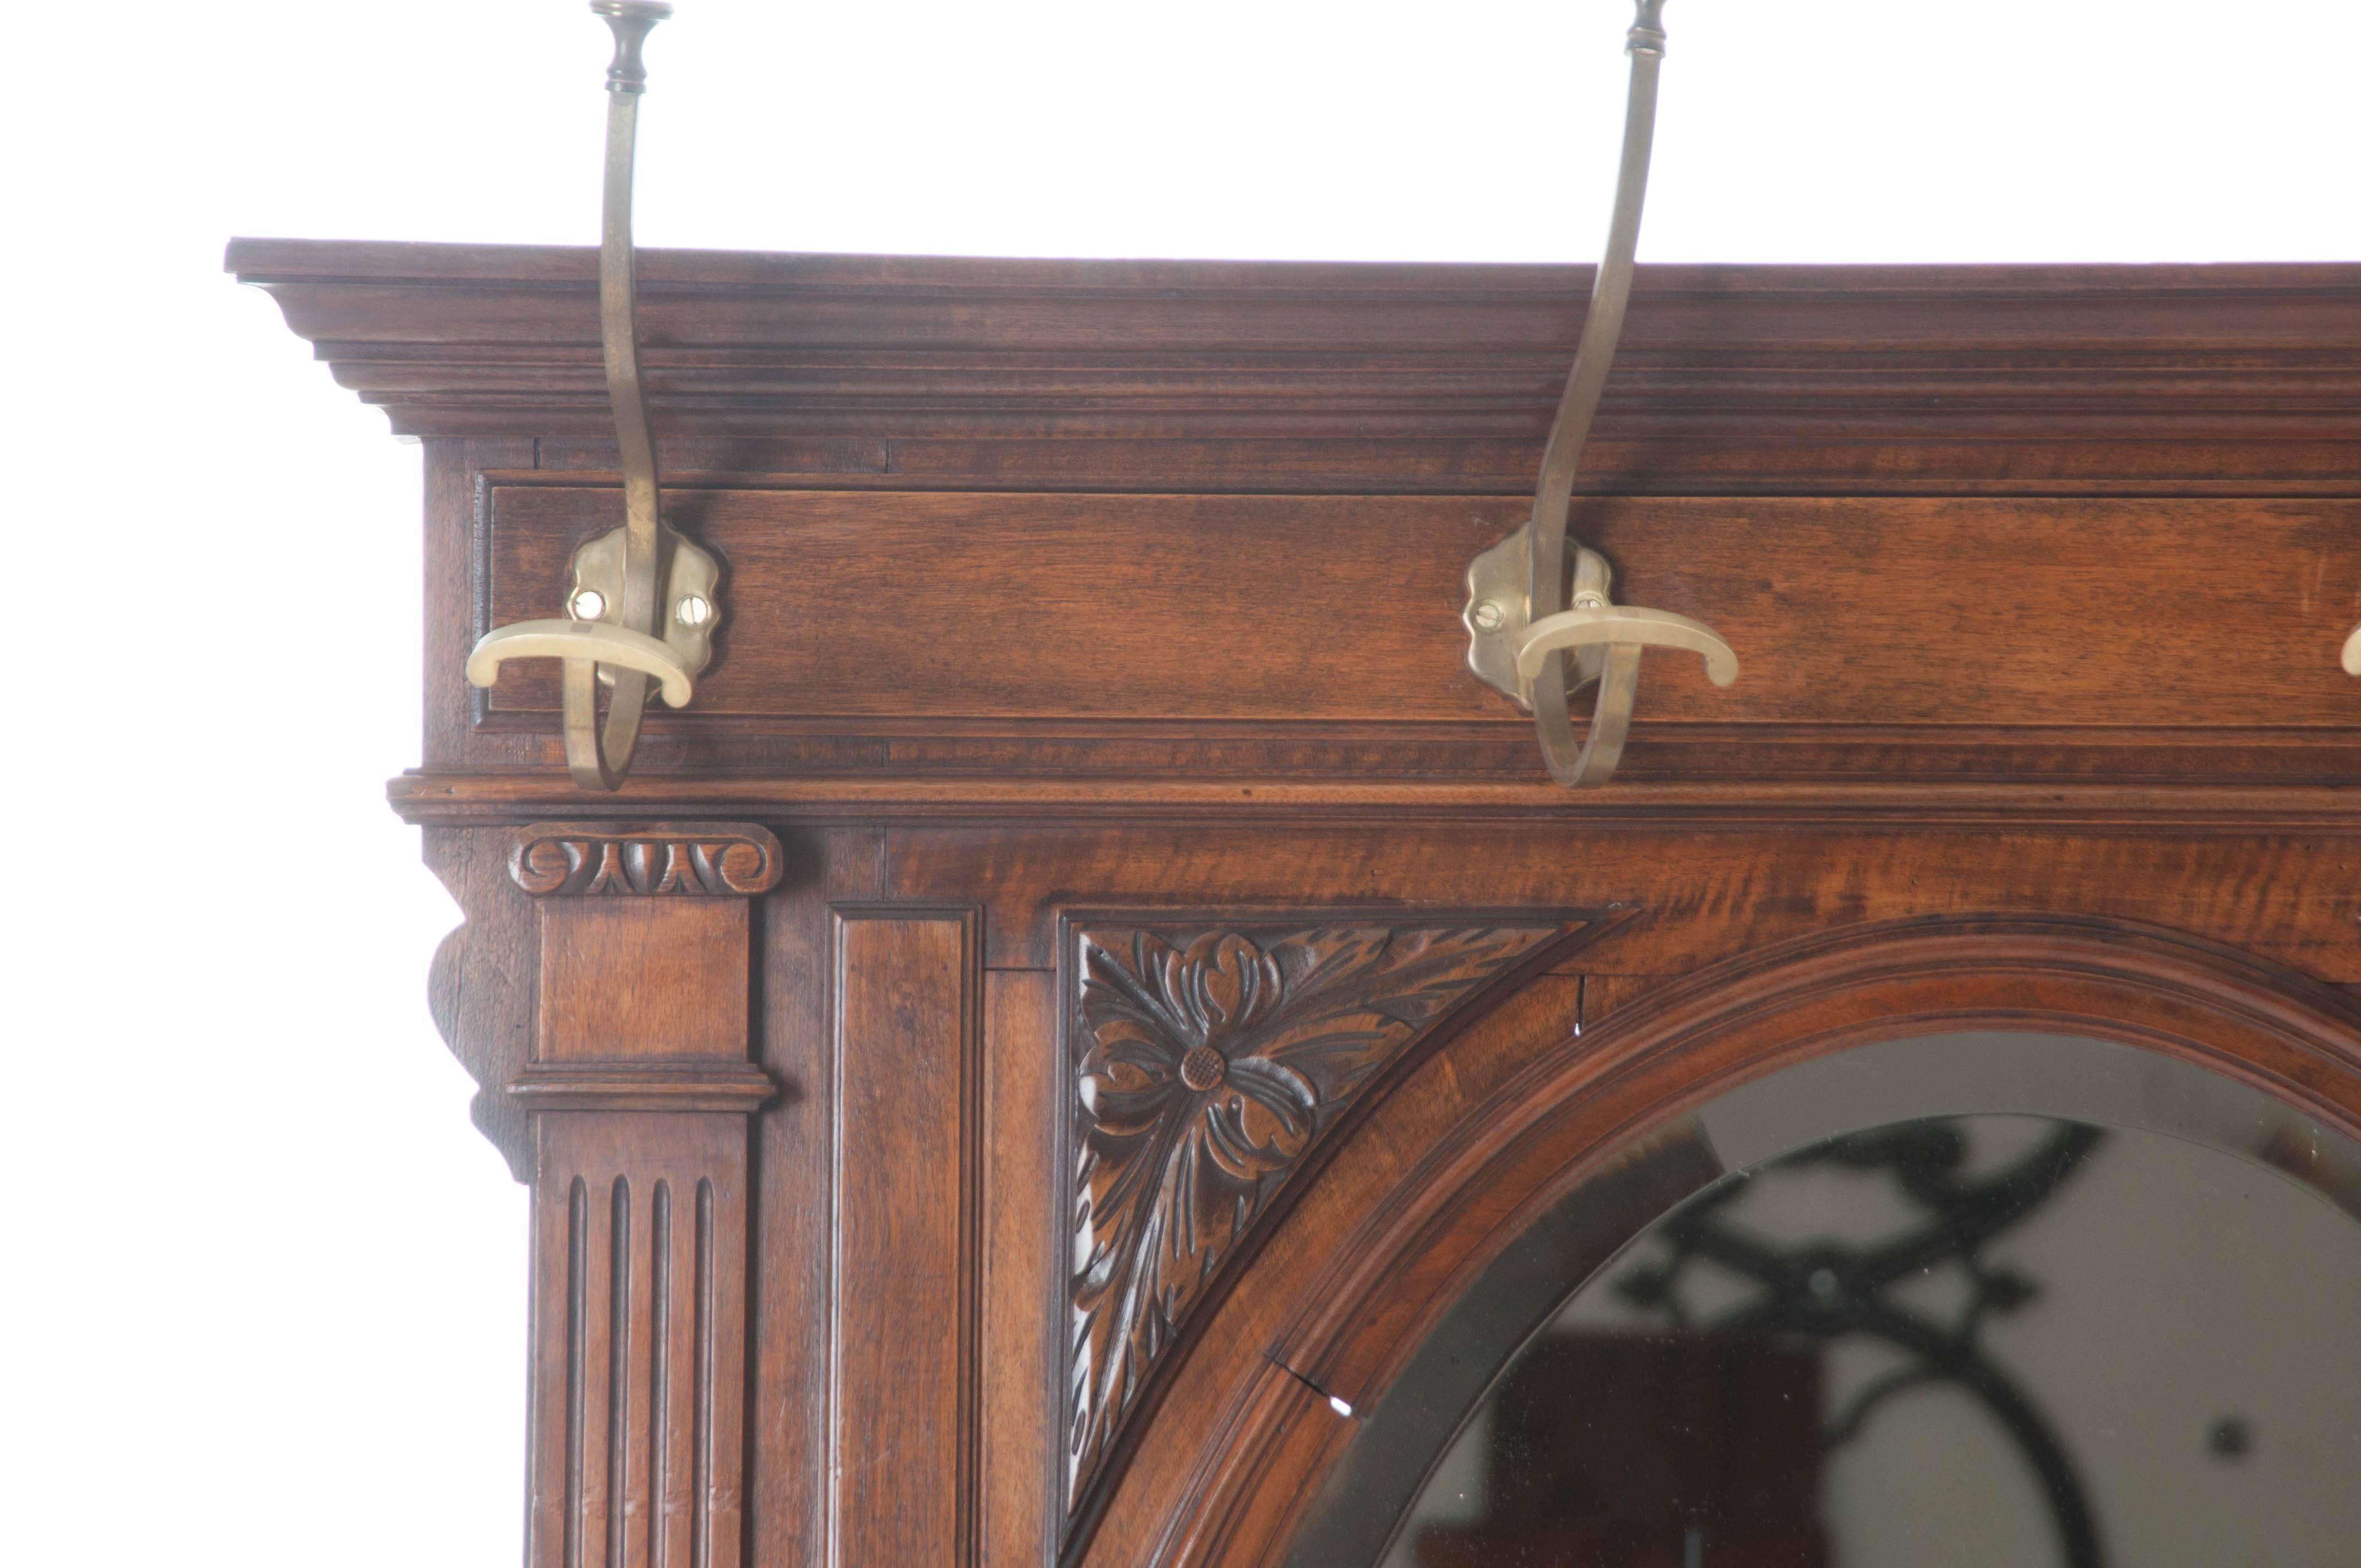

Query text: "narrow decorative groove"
[650, 1182, 672, 1568]
[1064, 919, 1585, 1512]
[693, 1177, 714, 1568]
[608, 1179, 632, 1568]
[566, 1177, 589, 1568]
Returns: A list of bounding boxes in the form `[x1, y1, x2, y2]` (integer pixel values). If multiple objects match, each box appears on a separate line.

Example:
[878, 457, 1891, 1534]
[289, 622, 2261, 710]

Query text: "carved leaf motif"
[1065, 922, 1566, 1507]
[507, 823, 782, 896]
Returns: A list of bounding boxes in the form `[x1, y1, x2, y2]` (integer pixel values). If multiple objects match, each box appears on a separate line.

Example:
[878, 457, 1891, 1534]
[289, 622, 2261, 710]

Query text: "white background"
[3, 2, 2355, 1562]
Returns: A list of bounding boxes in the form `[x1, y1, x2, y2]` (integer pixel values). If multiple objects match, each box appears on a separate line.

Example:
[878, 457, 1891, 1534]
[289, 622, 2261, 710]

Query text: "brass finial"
[1628, 0, 1667, 58]
[591, 1, 672, 94]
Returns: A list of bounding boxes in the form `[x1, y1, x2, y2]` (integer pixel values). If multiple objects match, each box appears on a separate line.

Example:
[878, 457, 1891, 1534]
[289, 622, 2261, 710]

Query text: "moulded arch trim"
[1082, 913, 2361, 1568]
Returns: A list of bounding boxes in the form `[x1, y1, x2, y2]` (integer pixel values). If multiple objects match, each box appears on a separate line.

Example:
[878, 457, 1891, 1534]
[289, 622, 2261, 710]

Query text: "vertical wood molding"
[529, 1115, 751, 1568]
[509, 823, 784, 1568]
[829, 906, 982, 1567]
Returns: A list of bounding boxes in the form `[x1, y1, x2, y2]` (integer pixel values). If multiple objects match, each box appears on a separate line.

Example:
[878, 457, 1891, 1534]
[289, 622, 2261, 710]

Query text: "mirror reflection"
[1366, 1039, 2361, 1568]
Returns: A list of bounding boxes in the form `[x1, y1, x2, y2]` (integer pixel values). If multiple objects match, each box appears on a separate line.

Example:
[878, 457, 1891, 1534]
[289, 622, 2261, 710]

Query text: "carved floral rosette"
[1064, 920, 1576, 1509]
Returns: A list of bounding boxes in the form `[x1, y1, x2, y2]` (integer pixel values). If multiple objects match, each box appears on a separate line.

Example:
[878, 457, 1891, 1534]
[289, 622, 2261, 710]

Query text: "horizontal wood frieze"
[472, 493, 2361, 772]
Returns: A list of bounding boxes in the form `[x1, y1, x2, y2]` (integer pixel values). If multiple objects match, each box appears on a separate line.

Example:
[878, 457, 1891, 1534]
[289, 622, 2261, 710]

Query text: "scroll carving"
[1065, 919, 1585, 1508]
[509, 821, 784, 897]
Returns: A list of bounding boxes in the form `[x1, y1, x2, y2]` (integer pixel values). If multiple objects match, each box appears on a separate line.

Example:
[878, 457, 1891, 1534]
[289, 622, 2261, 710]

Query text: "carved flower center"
[1179, 1044, 1228, 1092]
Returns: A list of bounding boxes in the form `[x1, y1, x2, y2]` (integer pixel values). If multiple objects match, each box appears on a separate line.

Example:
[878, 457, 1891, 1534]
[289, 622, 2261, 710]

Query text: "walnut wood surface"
[1079, 918, 2361, 1566]
[228, 243, 2361, 472]
[240, 241, 2361, 1568]
[465, 486, 2361, 796]
[829, 909, 981, 1565]
[530, 1113, 751, 1568]
[1061, 918, 1597, 1529]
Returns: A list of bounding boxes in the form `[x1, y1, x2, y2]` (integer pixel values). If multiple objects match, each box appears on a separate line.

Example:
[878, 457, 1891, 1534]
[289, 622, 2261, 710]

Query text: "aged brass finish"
[1463, 0, 1737, 789]
[465, 1, 720, 793]
[1462, 522, 1737, 785]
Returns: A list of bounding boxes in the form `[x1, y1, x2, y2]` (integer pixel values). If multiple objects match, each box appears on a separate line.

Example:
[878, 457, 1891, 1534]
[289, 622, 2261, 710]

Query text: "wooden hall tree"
[232, 236, 2361, 1565]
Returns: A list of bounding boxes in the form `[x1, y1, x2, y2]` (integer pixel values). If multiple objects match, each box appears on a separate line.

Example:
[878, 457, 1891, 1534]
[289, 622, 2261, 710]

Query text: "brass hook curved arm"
[466, 620, 695, 710]
[1516, 607, 1739, 688]
[1460, 0, 1737, 790]
[466, 2, 712, 793]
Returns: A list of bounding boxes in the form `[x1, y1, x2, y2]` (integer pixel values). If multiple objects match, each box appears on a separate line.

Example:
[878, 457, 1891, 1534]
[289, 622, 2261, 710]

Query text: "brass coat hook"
[465, 1, 721, 792]
[1461, 0, 1737, 788]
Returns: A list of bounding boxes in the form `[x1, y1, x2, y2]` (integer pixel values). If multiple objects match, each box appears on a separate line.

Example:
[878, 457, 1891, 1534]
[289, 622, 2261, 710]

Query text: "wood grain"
[830, 909, 980, 1566]
[538, 901, 748, 1059]
[885, 825, 2361, 983]
[482, 487, 2361, 732]
[529, 1114, 749, 1568]
[1079, 918, 2361, 1566]
[982, 971, 1061, 1568]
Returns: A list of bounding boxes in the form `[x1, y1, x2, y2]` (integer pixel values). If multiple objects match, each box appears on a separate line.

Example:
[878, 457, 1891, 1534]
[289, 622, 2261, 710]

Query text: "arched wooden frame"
[1076, 914, 2361, 1566]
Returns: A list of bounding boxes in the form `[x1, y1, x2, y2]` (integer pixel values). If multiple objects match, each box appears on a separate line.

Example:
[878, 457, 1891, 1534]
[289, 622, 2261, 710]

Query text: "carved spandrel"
[1063, 918, 1590, 1512]
[510, 821, 784, 897]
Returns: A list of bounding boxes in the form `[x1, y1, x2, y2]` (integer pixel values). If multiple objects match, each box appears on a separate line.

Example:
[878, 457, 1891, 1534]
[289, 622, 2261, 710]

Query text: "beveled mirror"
[1294, 1032, 2361, 1567]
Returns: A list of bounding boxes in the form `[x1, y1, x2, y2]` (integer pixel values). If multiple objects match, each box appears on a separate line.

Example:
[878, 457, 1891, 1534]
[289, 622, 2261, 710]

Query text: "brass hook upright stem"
[576, 0, 672, 792]
[468, 2, 710, 793]
[1525, 0, 1668, 788]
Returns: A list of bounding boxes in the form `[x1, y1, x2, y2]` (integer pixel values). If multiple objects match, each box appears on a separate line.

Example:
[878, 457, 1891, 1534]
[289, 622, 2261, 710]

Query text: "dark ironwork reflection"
[1614, 1119, 2109, 1568]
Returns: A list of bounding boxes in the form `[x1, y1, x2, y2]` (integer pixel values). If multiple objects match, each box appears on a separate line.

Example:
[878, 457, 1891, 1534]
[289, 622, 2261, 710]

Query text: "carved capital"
[509, 822, 784, 897]
[1063, 913, 1605, 1513]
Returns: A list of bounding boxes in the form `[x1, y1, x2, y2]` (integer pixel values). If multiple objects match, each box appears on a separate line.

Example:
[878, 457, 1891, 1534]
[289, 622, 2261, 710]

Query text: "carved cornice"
[509, 822, 784, 897]
[505, 1059, 777, 1113]
[1062, 915, 1601, 1515]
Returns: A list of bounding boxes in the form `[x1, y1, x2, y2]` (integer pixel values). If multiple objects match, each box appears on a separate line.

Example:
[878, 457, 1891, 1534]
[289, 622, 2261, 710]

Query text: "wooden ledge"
[505, 1059, 778, 1114]
[390, 773, 2361, 831]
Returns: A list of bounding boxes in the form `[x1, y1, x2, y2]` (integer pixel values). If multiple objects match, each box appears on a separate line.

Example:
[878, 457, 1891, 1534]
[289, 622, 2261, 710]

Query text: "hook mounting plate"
[1462, 521, 1612, 710]
[565, 521, 722, 682]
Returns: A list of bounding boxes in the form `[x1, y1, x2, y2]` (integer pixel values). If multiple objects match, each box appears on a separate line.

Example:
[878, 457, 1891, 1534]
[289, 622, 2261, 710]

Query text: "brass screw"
[676, 594, 713, 628]
[1471, 600, 1507, 632]
[570, 589, 608, 620]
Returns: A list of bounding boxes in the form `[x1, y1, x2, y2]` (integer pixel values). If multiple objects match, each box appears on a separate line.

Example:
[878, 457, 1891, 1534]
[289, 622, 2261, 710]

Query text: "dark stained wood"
[479, 487, 2361, 732]
[530, 1113, 752, 1568]
[1060, 918, 1600, 1538]
[749, 827, 880, 1565]
[226, 242, 2361, 465]
[242, 240, 2361, 1568]
[537, 901, 748, 1058]
[829, 908, 981, 1566]
[1080, 918, 2361, 1566]
[886, 825, 2361, 983]
[982, 971, 1062, 1568]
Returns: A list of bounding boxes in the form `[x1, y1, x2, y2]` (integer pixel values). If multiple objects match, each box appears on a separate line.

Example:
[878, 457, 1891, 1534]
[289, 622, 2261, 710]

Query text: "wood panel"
[829, 909, 981, 1566]
[538, 901, 748, 1058]
[750, 829, 879, 1566]
[483, 488, 2361, 734]
[982, 971, 1060, 1567]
